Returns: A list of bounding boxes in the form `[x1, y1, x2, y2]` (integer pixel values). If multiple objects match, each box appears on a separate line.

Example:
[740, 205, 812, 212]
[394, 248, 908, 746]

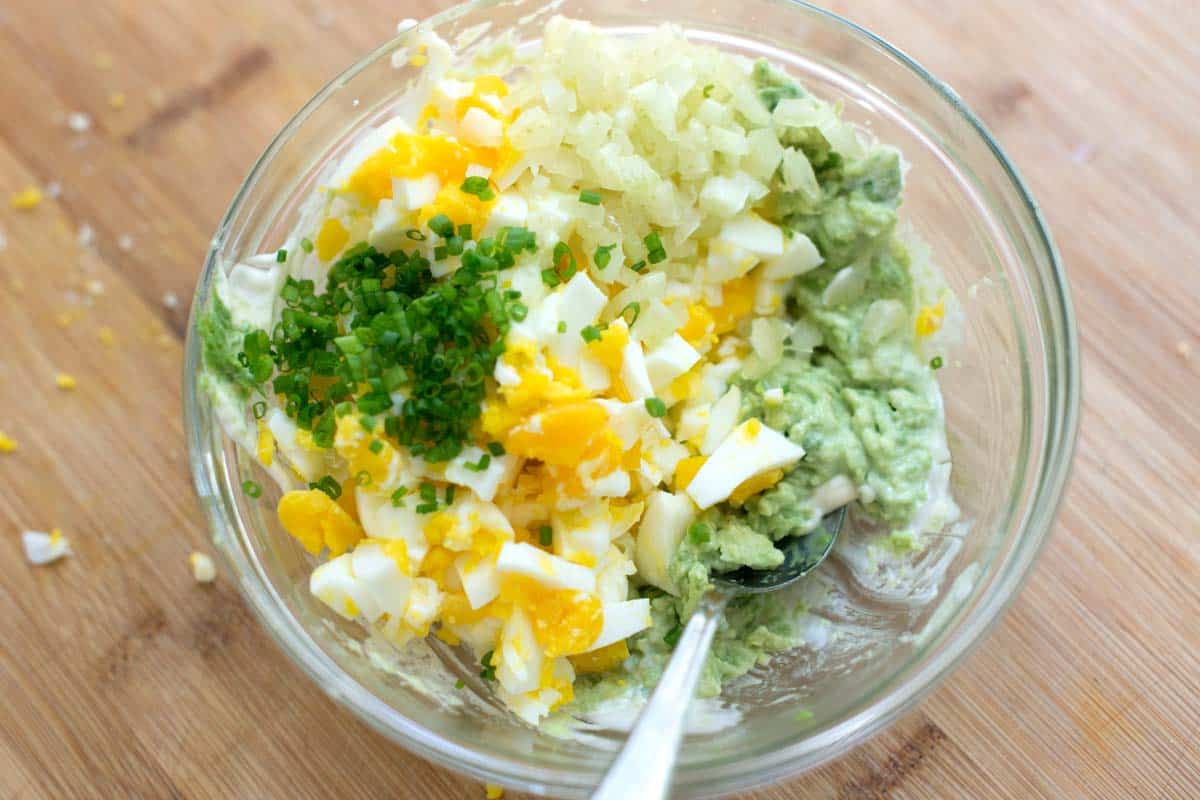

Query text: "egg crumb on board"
[0, 431, 17, 452]
[10, 186, 43, 210]
[485, 785, 505, 799]
[189, 552, 217, 583]
[195, 16, 961, 729]
[22, 529, 70, 565]
[55, 373, 78, 390]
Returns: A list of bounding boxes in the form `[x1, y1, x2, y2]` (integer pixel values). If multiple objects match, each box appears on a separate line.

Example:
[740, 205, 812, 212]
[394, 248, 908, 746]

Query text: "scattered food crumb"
[98, 326, 117, 347]
[315, 9, 335, 29]
[85, 278, 105, 296]
[1178, 340, 1192, 359]
[108, 91, 127, 111]
[148, 87, 166, 109]
[484, 786, 504, 800]
[11, 277, 24, 293]
[10, 186, 43, 210]
[117, 234, 135, 251]
[55, 310, 80, 328]
[78, 223, 95, 247]
[55, 373, 77, 390]
[94, 51, 114, 71]
[0, 430, 17, 452]
[794, 709, 813, 722]
[162, 291, 180, 310]
[67, 111, 92, 133]
[45, 181, 62, 199]
[22, 529, 71, 565]
[189, 552, 217, 583]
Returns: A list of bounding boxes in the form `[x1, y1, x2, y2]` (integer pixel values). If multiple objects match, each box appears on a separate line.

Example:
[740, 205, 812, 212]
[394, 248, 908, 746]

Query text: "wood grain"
[0, 1, 1197, 798]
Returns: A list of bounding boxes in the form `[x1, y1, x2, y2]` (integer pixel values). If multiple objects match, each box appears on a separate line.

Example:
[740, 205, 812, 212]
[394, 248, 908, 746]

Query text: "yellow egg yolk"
[674, 455, 707, 491]
[500, 576, 604, 657]
[728, 468, 785, 505]
[277, 489, 364, 556]
[256, 421, 275, 467]
[570, 640, 630, 674]
[711, 274, 758, 335]
[679, 304, 716, 347]
[316, 217, 350, 261]
[506, 402, 610, 465]
[587, 324, 630, 400]
[334, 414, 401, 487]
[915, 301, 945, 336]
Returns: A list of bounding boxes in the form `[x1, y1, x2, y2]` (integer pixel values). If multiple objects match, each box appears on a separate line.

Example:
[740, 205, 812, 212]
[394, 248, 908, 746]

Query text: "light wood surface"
[1, 1, 1196, 798]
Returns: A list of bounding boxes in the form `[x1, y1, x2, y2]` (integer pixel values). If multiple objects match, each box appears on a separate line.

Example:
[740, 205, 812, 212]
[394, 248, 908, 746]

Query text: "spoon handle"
[591, 589, 732, 800]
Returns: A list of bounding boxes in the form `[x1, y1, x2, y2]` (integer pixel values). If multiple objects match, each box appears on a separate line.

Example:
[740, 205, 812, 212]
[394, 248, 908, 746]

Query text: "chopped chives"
[644, 232, 667, 263]
[275, 248, 287, 263]
[487, 442, 506, 457]
[405, 229, 427, 241]
[460, 176, 495, 201]
[242, 480, 262, 498]
[538, 525, 553, 546]
[479, 650, 497, 681]
[252, 400, 267, 419]
[391, 487, 409, 507]
[930, 356, 944, 370]
[619, 301, 641, 326]
[300, 238, 314, 253]
[628, 260, 647, 273]
[664, 624, 683, 646]
[557, 321, 567, 334]
[428, 214, 454, 238]
[457, 223, 473, 241]
[552, 242, 576, 279]
[464, 453, 491, 472]
[232, 214, 529, 465]
[368, 439, 385, 454]
[645, 397, 667, 417]
[594, 243, 616, 269]
[541, 268, 561, 287]
[355, 469, 373, 486]
[580, 325, 602, 343]
[309, 475, 342, 500]
[454, 678, 465, 690]
[578, 189, 602, 205]
[445, 485, 455, 505]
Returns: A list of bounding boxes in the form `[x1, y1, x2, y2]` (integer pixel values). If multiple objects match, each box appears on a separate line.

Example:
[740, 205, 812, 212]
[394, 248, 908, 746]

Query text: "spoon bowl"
[715, 507, 846, 594]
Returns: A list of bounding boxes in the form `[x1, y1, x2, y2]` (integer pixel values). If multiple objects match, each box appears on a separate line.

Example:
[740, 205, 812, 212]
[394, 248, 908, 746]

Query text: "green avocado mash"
[569, 62, 947, 711]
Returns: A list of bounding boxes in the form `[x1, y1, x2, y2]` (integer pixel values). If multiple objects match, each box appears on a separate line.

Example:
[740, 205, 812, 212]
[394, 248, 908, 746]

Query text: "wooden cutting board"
[1, 1, 1196, 797]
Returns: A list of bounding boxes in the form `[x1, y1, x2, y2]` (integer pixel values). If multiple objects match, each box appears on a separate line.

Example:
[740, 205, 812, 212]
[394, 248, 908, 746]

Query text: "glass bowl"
[183, 0, 1079, 796]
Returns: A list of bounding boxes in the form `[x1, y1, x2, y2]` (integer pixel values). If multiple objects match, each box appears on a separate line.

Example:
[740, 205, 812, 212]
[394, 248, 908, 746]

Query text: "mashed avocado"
[197, 288, 256, 399]
[570, 63, 946, 712]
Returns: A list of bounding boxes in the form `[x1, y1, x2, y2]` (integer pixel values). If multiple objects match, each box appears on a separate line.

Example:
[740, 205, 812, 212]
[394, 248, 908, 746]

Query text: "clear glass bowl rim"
[183, 1, 1080, 796]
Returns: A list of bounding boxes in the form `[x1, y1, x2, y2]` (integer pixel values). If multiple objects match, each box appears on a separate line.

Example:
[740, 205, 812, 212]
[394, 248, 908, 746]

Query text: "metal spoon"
[591, 508, 846, 800]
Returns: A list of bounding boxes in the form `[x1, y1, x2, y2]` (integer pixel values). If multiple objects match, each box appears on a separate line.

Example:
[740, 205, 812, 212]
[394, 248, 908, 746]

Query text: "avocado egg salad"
[200, 17, 958, 727]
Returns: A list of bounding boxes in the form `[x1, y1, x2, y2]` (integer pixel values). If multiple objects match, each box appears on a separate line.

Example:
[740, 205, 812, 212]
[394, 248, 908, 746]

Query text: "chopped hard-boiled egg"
[635, 491, 696, 592]
[22, 529, 70, 565]
[686, 419, 805, 509]
[189, 552, 217, 583]
[496, 542, 596, 593]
